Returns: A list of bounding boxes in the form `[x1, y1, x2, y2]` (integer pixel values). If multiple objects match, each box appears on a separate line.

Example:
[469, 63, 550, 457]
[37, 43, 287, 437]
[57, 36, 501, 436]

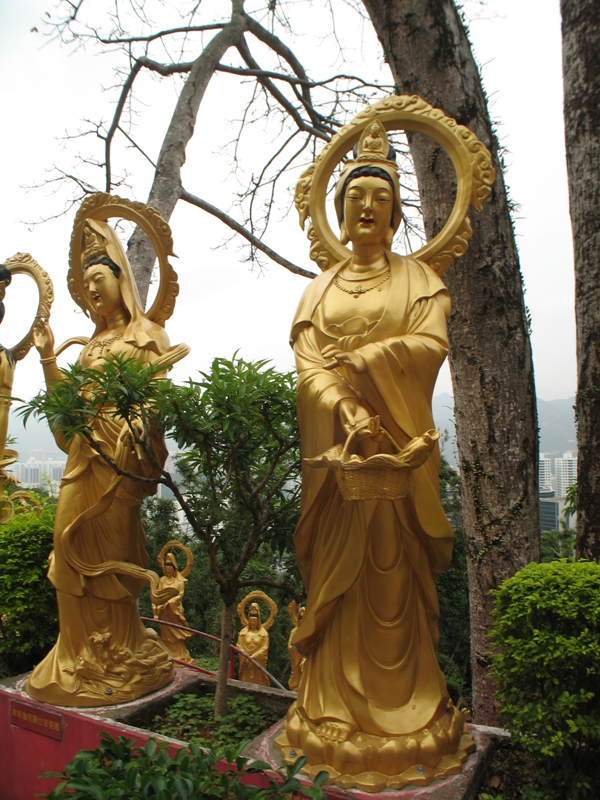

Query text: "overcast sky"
[0, 0, 575, 408]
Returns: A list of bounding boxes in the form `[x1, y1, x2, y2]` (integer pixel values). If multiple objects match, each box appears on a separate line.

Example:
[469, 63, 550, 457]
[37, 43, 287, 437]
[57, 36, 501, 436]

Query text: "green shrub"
[0, 502, 58, 677]
[149, 693, 281, 750]
[42, 732, 327, 799]
[489, 560, 600, 798]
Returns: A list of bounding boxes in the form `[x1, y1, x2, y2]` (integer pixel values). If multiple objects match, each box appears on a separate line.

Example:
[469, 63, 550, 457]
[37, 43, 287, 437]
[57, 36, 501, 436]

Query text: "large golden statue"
[153, 541, 194, 663]
[25, 194, 189, 707]
[236, 591, 277, 686]
[275, 97, 494, 791]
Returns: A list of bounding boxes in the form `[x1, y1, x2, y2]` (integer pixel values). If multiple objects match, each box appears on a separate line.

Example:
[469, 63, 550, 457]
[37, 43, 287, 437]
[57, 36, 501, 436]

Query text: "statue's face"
[343, 176, 393, 247]
[83, 264, 123, 317]
[163, 563, 175, 577]
[249, 613, 259, 629]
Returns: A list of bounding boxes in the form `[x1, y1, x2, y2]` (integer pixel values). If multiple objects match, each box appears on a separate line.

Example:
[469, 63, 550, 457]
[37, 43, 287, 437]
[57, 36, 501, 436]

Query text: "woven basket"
[335, 427, 411, 501]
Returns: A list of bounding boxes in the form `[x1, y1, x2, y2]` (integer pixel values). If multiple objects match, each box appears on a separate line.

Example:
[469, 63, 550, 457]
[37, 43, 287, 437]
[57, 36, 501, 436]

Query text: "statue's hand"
[33, 320, 55, 360]
[338, 398, 372, 436]
[321, 345, 366, 373]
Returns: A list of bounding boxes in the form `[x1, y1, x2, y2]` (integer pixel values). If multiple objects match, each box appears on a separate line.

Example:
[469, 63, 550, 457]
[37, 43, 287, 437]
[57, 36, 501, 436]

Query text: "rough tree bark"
[362, 0, 540, 725]
[127, 0, 248, 301]
[561, 0, 600, 560]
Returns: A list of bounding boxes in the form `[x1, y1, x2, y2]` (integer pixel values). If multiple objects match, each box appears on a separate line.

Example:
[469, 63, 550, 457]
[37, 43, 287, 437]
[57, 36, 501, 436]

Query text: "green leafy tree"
[0, 502, 58, 677]
[22, 354, 301, 716]
[489, 560, 600, 799]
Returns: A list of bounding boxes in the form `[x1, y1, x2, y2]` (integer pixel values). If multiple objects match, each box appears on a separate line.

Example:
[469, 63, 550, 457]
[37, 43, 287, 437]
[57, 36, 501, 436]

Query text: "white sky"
[0, 0, 575, 406]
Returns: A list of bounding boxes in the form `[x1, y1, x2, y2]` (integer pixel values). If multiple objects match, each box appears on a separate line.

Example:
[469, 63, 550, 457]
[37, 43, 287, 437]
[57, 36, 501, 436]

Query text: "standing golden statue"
[236, 591, 277, 686]
[287, 601, 306, 692]
[0, 254, 54, 522]
[25, 194, 189, 707]
[275, 97, 494, 791]
[153, 540, 194, 663]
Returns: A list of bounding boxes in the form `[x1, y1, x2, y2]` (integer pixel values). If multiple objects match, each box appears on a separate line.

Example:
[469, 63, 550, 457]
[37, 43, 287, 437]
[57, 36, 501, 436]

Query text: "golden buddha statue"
[236, 591, 277, 686]
[153, 543, 194, 663]
[287, 601, 306, 692]
[275, 98, 494, 791]
[25, 194, 189, 707]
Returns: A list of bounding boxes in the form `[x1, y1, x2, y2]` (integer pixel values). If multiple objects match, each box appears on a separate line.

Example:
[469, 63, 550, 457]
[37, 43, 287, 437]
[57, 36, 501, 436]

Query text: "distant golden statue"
[236, 591, 277, 686]
[287, 601, 306, 692]
[25, 194, 189, 707]
[276, 97, 494, 791]
[153, 541, 194, 663]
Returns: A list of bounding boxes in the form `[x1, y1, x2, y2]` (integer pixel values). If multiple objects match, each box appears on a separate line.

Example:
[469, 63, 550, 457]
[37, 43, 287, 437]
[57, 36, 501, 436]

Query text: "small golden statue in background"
[153, 540, 194, 663]
[236, 590, 277, 686]
[0, 254, 54, 522]
[276, 97, 494, 791]
[25, 194, 189, 707]
[287, 601, 306, 691]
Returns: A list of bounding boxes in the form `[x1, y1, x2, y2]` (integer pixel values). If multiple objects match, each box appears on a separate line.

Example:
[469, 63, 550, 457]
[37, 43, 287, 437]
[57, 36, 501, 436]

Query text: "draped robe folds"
[290, 253, 455, 738]
[26, 332, 177, 707]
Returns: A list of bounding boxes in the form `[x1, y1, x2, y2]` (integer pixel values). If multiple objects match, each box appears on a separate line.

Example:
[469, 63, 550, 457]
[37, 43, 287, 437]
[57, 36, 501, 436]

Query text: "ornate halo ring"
[295, 95, 495, 276]
[157, 539, 194, 578]
[68, 193, 179, 327]
[2, 253, 54, 362]
[237, 590, 278, 631]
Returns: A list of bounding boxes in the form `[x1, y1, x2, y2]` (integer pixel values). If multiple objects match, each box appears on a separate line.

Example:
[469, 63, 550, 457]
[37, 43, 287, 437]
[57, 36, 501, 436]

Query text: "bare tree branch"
[180, 188, 316, 279]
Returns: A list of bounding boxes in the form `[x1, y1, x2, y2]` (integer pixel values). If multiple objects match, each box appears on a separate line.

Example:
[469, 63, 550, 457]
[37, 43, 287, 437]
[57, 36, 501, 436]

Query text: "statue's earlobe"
[340, 221, 349, 246]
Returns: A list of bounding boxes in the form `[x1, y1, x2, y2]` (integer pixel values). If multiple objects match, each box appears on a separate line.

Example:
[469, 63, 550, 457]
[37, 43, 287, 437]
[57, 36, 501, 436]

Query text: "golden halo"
[68, 193, 179, 326]
[2, 253, 54, 362]
[157, 539, 194, 578]
[237, 590, 278, 631]
[295, 94, 495, 275]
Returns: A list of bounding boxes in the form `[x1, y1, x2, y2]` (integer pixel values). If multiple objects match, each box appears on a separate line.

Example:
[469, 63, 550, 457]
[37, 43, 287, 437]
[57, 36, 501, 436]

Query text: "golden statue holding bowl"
[276, 96, 494, 791]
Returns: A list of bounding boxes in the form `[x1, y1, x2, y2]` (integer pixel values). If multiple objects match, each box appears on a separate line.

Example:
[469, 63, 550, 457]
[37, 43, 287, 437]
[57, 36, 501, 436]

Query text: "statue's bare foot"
[316, 721, 355, 743]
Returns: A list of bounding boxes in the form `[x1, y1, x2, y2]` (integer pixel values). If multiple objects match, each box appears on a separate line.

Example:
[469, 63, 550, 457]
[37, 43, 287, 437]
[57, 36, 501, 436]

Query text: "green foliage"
[564, 481, 578, 517]
[489, 560, 600, 798]
[540, 521, 575, 562]
[148, 693, 280, 750]
[0, 502, 58, 677]
[436, 456, 471, 703]
[42, 732, 328, 799]
[159, 355, 300, 566]
[21, 355, 164, 446]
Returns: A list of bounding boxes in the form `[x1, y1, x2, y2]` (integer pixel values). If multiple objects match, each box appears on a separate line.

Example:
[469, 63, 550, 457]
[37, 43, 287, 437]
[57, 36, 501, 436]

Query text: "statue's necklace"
[88, 331, 124, 356]
[334, 265, 390, 299]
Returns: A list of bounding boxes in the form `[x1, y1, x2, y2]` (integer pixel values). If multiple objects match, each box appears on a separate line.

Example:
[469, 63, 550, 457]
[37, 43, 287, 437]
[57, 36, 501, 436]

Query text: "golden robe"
[26, 330, 175, 706]
[289, 253, 455, 738]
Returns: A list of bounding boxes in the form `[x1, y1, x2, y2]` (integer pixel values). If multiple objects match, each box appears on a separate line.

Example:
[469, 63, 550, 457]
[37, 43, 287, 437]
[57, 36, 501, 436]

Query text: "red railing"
[140, 617, 286, 690]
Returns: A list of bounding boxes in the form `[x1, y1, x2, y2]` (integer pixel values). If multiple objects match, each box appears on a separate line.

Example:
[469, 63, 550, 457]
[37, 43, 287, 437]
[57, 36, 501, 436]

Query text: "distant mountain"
[537, 397, 577, 458]
[432, 393, 577, 467]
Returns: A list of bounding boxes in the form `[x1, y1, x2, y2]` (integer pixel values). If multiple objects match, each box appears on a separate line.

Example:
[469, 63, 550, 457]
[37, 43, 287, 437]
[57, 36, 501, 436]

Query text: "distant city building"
[7, 456, 66, 493]
[539, 488, 561, 532]
[539, 454, 552, 489]
[556, 452, 577, 498]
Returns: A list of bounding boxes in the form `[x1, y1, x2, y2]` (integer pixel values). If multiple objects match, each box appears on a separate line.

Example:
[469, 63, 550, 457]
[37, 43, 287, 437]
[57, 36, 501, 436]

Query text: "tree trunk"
[214, 597, 234, 717]
[561, 0, 600, 560]
[362, 0, 540, 725]
[127, 0, 247, 304]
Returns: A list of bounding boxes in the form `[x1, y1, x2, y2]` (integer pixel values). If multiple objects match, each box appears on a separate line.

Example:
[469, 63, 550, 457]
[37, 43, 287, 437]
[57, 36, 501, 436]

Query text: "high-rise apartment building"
[556, 452, 577, 498]
[539, 454, 552, 489]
